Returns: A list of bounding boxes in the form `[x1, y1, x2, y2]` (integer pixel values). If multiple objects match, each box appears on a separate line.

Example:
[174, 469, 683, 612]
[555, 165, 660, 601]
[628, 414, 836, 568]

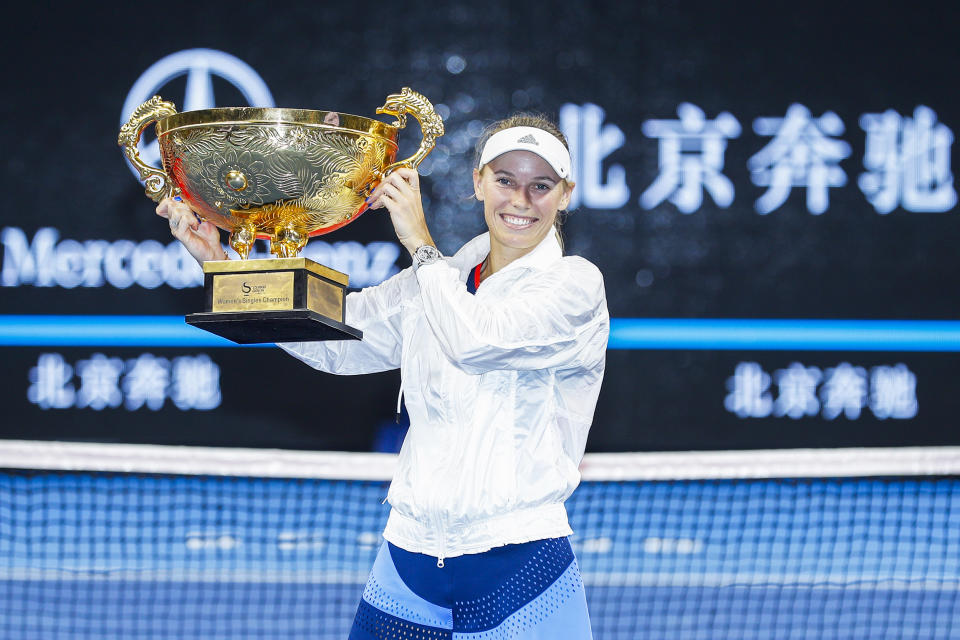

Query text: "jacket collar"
[450, 231, 563, 279]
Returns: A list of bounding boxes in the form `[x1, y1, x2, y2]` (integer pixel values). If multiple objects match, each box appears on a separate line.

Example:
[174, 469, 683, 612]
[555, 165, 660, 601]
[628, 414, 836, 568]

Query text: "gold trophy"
[119, 88, 444, 344]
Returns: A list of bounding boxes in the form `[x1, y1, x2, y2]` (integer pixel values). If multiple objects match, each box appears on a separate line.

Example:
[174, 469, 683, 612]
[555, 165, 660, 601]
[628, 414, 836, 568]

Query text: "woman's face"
[473, 150, 573, 261]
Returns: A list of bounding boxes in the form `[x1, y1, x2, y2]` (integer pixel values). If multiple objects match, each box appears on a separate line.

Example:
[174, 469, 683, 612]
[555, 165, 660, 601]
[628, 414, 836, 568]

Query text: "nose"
[511, 188, 530, 210]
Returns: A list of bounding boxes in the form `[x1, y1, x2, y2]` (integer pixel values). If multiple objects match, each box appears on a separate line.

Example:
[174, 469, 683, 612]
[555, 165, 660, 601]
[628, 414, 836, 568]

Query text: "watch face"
[416, 246, 440, 264]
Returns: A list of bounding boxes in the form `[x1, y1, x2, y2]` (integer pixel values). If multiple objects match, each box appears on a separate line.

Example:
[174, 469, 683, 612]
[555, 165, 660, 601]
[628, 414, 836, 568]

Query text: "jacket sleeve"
[277, 268, 410, 374]
[413, 257, 609, 374]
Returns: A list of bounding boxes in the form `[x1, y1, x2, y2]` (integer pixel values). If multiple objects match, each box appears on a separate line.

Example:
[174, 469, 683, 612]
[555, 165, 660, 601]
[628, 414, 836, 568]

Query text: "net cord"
[1, 439, 958, 481]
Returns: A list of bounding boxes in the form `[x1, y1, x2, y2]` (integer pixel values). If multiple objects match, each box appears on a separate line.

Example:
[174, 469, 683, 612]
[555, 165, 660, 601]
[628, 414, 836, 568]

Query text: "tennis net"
[1, 441, 958, 639]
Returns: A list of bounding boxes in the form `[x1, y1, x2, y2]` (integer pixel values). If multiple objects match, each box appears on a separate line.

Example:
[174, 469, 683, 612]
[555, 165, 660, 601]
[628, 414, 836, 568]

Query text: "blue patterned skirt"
[349, 536, 593, 639]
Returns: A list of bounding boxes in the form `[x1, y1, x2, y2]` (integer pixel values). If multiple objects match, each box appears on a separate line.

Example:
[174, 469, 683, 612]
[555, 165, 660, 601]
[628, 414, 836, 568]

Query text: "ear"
[473, 168, 484, 201]
[558, 180, 575, 211]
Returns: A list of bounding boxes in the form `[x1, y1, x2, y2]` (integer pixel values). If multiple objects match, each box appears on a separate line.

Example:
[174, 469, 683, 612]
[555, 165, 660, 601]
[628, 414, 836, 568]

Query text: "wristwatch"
[413, 244, 442, 269]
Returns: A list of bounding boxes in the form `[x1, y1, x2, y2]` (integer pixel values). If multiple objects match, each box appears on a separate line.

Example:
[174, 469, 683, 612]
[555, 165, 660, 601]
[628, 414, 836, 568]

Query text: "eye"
[496, 177, 512, 186]
[533, 183, 551, 191]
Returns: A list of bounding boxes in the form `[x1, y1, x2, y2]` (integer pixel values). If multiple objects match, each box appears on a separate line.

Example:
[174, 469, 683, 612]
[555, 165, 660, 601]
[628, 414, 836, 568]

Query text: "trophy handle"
[376, 88, 445, 174]
[118, 96, 179, 203]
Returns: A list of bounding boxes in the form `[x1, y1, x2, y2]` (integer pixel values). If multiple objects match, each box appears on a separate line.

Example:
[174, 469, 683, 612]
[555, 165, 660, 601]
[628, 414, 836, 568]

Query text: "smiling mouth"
[500, 213, 538, 229]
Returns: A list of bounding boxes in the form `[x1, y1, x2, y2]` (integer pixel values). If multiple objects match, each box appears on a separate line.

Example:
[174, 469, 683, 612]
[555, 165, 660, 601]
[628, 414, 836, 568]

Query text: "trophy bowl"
[118, 88, 444, 344]
[119, 88, 444, 259]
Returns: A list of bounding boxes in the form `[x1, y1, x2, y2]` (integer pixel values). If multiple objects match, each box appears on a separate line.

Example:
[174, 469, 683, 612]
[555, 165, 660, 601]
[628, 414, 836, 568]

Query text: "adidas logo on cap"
[516, 133, 539, 145]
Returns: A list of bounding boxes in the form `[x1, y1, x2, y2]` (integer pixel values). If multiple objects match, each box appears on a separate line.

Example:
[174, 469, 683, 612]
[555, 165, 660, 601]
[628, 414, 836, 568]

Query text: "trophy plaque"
[118, 88, 444, 344]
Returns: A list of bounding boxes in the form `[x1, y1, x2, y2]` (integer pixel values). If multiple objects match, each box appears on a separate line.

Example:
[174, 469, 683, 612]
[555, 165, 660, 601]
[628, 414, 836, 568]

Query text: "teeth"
[502, 215, 534, 227]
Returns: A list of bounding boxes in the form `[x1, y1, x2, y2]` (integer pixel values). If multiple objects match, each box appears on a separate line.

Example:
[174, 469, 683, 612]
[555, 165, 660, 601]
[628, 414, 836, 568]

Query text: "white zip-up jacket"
[279, 231, 609, 561]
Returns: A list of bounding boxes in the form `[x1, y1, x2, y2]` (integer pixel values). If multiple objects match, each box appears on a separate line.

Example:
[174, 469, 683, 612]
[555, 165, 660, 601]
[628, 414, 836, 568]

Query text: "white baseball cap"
[477, 126, 571, 179]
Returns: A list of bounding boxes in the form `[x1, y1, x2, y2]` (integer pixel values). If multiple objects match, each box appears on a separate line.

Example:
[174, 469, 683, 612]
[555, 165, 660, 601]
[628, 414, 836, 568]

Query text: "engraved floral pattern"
[284, 126, 312, 152]
[199, 149, 270, 208]
[256, 126, 316, 153]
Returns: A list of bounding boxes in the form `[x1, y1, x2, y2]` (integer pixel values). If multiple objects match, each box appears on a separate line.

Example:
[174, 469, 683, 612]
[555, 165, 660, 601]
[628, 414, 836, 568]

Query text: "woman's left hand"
[368, 167, 434, 255]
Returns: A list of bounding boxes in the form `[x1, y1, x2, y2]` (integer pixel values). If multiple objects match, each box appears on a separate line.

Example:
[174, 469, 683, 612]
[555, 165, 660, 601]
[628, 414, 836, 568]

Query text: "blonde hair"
[474, 113, 571, 252]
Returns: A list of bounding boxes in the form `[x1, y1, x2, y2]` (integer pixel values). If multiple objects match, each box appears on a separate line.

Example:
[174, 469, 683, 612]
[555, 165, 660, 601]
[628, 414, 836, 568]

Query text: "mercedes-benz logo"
[120, 48, 275, 180]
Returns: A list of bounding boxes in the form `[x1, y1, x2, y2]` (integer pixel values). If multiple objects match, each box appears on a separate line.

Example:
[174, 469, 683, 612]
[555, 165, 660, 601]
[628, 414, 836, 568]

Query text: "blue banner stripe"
[608, 318, 960, 351]
[0, 316, 959, 351]
[0, 316, 246, 348]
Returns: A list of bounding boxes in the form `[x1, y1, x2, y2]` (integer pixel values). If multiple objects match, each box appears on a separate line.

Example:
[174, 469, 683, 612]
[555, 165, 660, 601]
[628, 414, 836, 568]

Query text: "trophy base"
[186, 309, 362, 344]
[186, 257, 362, 345]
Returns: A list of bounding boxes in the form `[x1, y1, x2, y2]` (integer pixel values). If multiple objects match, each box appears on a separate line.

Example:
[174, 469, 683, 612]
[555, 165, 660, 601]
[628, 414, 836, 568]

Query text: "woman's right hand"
[156, 197, 227, 265]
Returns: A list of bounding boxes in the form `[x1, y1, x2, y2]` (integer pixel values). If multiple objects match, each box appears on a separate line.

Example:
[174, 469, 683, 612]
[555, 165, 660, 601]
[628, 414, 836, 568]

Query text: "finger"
[386, 168, 418, 190]
[379, 171, 406, 189]
[197, 221, 221, 244]
[370, 181, 403, 208]
[369, 170, 410, 206]
[168, 202, 200, 232]
[378, 192, 396, 209]
[370, 169, 409, 198]
[163, 200, 181, 222]
[381, 173, 408, 192]
[380, 183, 402, 200]
[370, 179, 392, 199]
[395, 167, 419, 186]
[169, 213, 185, 236]
[378, 186, 408, 209]
[170, 207, 194, 233]
[156, 198, 172, 218]
[395, 168, 420, 188]
[394, 179, 417, 201]
[169, 197, 189, 211]
[168, 207, 183, 230]
[367, 182, 385, 203]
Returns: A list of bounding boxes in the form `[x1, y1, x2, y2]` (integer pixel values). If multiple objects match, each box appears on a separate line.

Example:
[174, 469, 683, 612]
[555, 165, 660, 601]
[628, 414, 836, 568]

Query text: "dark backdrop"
[2, 1, 957, 451]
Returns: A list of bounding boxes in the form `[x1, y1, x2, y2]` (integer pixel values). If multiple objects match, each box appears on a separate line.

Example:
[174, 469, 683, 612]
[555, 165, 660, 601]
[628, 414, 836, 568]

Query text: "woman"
[158, 113, 609, 639]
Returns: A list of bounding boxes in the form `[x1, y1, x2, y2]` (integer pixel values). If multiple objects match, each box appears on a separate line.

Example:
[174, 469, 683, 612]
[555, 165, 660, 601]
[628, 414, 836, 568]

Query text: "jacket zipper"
[434, 511, 447, 568]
